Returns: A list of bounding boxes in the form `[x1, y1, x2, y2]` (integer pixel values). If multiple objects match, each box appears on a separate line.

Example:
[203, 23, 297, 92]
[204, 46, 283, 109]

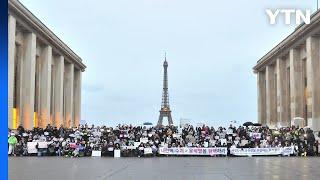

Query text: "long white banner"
[159, 147, 227, 155]
[230, 146, 294, 156]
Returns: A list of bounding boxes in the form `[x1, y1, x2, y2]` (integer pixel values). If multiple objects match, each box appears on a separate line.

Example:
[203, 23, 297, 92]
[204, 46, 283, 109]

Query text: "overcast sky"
[20, 0, 317, 127]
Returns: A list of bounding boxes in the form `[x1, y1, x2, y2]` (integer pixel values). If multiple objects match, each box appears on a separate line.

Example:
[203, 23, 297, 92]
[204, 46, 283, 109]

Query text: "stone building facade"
[254, 10, 320, 131]
[8, 0, 86, 129]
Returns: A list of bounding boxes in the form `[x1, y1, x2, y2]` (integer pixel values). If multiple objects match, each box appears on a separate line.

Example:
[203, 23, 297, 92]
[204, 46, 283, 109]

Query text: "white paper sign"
[250, 133, 261, 139]
[38, 142, 48, 149]
[92, 150, 101, 157]
[121, 146, 136, 150]
[140, 138, 148, 144]
[173, 134, 181, 138]
[240, 140, 249, 146]
[204, 142, 209, 148]
[144, 148, 152, 154]
[134, 142, 141, 147]
[114, 150, 121, 158]
[27, 142, 38, 154]
[220, 139, 227, 145]
[234, 140, 239, 145]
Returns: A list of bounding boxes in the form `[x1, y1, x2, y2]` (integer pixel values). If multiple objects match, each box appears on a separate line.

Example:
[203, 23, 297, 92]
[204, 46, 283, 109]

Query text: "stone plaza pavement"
[9, 157, 320, 180]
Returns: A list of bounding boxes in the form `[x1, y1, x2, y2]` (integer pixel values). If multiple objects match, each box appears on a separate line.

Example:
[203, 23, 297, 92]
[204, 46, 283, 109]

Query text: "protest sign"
[128, 140, 134, 146]
[210, 140, 216, 146]
[114, 150, 121, 157]
[37, 142, 48, 149]
[140, 138, 148, 144]
[173, 134, 181, 138]
[134, 142, 141, 147]
[260, 140, 267, 146]
[250, 133, 261, 139]
[282, 146, 294, 156]
[220, 139, 227, 145]
[121, 146, 136, 150]
[69, 143, 77, 149]
[234, 140, 239, 145]
[144, 148, 152, 154]
[204, 142, 209, 148]
[92, 150, 101, 157]
[230, 147, 294, 156]
[240, 140, 248, 147]
[27, 142, 38, 154]
[159, 147, 227, 156]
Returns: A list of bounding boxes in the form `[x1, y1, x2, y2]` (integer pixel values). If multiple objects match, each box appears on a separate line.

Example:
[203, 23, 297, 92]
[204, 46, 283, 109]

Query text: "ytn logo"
[266, 9, 311, 25]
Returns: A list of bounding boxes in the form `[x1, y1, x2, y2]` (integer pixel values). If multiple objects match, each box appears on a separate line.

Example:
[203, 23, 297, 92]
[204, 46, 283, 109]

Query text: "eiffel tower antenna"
[157, 54, 173, 126]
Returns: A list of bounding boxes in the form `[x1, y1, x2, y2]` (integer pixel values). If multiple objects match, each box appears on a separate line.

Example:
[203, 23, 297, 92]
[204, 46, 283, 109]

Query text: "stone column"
[64, 63, 74, 128]
[8, 15, 16, 129]
[306, 36, 320, 131]
[257, 71, 266, 125]
[39, 46, 52, 128]
[289, 48, 304, 122]
[73, 69, 81, 127]
[15, 32, 23, 129]
[21, 32, 36, 130]
[54, 56, 64, 127]
[266, 65, 277, 128]
[276, 58, 289, 127]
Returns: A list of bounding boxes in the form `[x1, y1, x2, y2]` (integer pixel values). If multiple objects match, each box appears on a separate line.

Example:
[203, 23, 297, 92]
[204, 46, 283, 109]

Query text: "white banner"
[27, 142, 38, 154]
[282, 146, 295, 156]
[159, 147, 227, 155]
[230, 147, 294, 156]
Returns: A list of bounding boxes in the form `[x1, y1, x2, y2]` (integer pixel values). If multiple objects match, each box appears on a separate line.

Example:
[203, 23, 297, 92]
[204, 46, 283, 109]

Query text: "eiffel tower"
[157, 55, 173, 126]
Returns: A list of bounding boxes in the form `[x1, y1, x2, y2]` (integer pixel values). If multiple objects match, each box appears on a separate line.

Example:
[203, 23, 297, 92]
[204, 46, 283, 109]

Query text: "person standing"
[316, 132, 320, 156]
[8, 133, 18, 156]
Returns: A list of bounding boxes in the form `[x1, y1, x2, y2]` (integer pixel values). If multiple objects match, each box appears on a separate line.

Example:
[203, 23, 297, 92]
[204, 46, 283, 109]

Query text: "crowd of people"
[8, 123, 320, 157]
